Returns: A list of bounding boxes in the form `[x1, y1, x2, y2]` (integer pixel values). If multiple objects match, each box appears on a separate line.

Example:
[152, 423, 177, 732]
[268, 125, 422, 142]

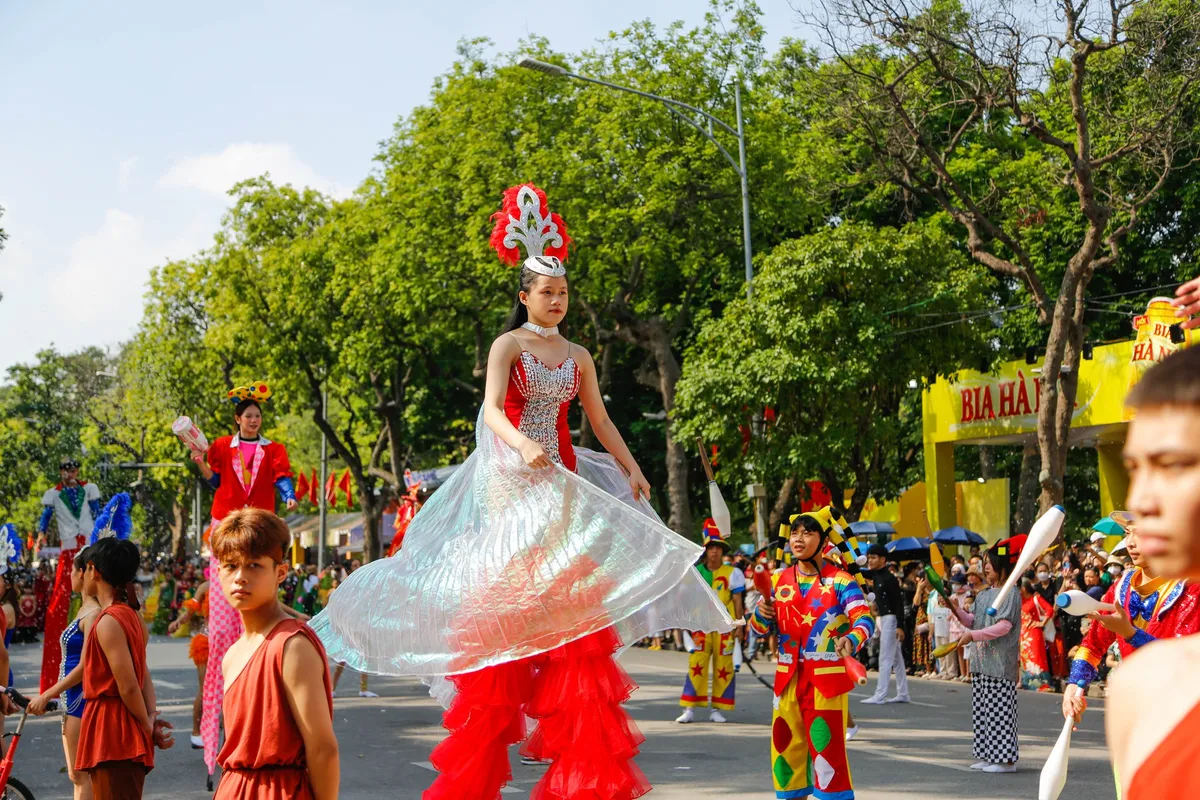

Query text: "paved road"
[6, 638, 1116, 799]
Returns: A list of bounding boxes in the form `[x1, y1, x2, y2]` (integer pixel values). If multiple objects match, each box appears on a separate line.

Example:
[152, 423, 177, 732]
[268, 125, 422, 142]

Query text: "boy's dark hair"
[1127, 346, 1200, 410]
[212, 508, 291, 564]
[90, 538, 142, 611]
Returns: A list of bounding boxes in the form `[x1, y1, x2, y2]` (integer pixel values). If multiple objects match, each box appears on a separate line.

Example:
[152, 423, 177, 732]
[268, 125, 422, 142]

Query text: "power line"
[1088, 283, 1180, 301]
[889, 307, 1007, 337]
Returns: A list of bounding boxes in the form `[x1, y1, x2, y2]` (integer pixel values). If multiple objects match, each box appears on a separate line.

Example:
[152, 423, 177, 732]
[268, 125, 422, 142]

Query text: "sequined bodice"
[505, 350, 581, 469]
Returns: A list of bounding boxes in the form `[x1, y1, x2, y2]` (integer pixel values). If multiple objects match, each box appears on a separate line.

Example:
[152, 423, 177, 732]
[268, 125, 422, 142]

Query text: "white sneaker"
[709, 710, 727, 723]
[520, 756, 548, 766]
[885, 695, 910, 704]
[190, 734, 204, 749]
[359, 690, 379, 698]
[982, 763, 1016, 773]
[970, 761, 990, 770]
[845, 725, 859, 741]
[860, 696, 885, 705]
[675, 708, 694, 724]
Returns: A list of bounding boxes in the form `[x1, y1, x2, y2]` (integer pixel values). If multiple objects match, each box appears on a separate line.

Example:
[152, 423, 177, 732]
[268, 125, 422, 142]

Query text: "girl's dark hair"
[234, 398, 262, 421]
[502, 265, 567, 333]
[75, 545, 94, 574]
[0, 573, 17, 616]
[984, 549, 1012, 585]
[89, 538, 142, 611]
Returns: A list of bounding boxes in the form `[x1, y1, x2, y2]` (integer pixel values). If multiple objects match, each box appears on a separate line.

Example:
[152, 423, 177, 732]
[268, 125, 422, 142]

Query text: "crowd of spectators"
[638, 538, 1131, 697]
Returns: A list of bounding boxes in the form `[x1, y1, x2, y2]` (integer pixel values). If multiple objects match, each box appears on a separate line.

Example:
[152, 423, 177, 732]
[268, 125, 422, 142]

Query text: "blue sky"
[0, 1, 805, 373]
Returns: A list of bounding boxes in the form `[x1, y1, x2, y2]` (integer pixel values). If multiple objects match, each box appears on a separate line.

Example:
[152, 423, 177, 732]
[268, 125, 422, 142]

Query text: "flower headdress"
[91, 493, 133, 545]
[0, 524, 22, 575]
[488, 184, 571, 278]
[229, 383, 272, 404]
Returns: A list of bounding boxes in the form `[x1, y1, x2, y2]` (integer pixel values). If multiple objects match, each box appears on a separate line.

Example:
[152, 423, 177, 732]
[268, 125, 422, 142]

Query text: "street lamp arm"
[658, 101, 743, 175]
[562, 70, 740, 138]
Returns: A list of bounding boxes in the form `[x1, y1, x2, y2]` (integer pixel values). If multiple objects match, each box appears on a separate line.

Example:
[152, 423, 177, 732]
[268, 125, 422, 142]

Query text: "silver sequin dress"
[311, 348, 733, 676]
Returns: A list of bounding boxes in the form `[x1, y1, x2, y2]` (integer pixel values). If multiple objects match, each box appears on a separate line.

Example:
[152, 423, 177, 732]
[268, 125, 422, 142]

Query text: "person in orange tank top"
[1106, 346, 1200, 797]
[211, 508, 338, 800]
[74, 536, 174, 800]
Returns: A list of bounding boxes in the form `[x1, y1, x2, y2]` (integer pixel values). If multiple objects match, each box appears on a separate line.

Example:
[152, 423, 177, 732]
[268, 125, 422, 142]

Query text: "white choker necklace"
[521, 322, 559, 338]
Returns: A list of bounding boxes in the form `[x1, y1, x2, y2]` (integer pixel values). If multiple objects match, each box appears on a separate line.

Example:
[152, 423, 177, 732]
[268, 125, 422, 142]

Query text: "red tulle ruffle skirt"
[423, 627, 650, 800]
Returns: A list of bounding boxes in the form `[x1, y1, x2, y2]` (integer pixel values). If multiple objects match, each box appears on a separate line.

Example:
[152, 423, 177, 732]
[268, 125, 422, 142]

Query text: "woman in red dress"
[75, 537, 173, 799]
[313, 184, 734, 799]
[1019, 578, 1054, 691]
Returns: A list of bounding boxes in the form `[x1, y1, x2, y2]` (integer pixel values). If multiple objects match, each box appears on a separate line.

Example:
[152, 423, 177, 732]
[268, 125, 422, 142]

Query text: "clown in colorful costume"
[678, 519, 745, 722]
[750, 510, 874, 800]
[38, 459, 102, 693]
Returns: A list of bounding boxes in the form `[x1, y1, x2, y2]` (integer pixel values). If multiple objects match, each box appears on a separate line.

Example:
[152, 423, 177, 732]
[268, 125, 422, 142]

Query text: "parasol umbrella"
[933, 526, 987, 546]
[849, 521, 896, 537]
[1091, 517, 1125, 537]
[885, 536, 932, 561]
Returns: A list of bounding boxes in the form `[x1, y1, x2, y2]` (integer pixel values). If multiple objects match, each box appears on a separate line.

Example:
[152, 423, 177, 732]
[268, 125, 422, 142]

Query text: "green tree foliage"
[676, 221, 993, 521]
[789, 0, 1200, 512]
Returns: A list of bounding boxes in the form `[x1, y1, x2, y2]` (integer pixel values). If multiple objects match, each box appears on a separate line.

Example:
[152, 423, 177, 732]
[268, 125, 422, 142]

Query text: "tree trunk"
[768, 476, 797, 535]
[610, 311, 692, 536]
[979, 446, 996, 480]
[1015, 443, 1039, 534]
[361, 491, 383, 564]
[653, 338, 692, 538]
[1035, 253, 1093, 514]
[168, 499, 187, 560]
[578, 343, 613, 450]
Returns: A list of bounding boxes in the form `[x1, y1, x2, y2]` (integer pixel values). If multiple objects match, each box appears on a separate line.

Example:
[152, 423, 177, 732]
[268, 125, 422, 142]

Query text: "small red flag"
[309, 469, 319, 504]
[295, 471, 310, 504]
[339, 470, 353, 509]
[325, 472, 337, 507]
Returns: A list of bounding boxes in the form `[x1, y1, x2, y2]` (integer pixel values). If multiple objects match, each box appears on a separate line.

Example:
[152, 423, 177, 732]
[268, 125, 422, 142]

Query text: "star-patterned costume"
[749, 561, 874, 799]
[1068, 567, 1200, 690]
[679, 559, 745, 712]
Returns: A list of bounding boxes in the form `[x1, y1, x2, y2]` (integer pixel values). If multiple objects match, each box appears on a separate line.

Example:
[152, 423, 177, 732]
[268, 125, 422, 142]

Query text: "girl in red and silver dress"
[313, 184, 733, 799]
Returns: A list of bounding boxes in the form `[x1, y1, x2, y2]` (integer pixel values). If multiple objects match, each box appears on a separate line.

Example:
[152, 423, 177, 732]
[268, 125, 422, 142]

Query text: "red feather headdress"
[488, 184, 571, 276]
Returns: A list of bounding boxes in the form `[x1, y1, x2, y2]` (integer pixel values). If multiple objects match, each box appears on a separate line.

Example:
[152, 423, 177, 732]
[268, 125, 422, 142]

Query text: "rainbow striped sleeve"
[838, 574, 875, 652]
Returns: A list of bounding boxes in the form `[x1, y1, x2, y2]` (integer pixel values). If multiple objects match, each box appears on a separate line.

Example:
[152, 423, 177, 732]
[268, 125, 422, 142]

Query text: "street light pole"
[518, 58, 754, 299]
[318, 384, 328, 574]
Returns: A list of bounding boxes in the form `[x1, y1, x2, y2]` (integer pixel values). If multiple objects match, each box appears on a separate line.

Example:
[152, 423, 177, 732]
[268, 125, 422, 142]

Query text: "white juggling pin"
[989, 505, 1066, 616]
[1055, 590, 1117, 616]
[1038, 715, 1074, 800]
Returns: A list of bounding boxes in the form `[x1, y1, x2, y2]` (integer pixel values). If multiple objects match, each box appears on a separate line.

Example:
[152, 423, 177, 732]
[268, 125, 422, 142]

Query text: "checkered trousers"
[971, 673, 1019, 764]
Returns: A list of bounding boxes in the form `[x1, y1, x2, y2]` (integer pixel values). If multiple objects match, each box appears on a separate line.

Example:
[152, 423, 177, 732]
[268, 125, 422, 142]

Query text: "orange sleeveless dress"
[74, 604, 154, 773]
[214, 619, 332, 800]
[1129, 699, 1200, 798]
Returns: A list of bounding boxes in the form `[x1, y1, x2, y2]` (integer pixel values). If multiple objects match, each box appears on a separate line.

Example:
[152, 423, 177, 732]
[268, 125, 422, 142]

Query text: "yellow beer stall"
[920, 299, 1196, 534]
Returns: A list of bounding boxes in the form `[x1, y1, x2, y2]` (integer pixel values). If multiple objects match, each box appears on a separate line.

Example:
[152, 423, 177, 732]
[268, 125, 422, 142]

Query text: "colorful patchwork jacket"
[750, 561, 874, 698]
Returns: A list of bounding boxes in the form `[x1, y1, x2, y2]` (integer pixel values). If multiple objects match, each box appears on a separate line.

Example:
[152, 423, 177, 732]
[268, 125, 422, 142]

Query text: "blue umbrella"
[849, 521, 897, 536]
[933, 526, 987, 546]
[884, 536, 932, 560]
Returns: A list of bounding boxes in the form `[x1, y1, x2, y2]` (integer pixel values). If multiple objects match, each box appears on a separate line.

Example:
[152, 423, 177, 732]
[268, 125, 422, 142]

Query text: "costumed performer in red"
[1062, 518, 1200, 724]
[311, 184, 734, 800]
[189, 386, 296, 784]
[38, 458, 102, 693]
